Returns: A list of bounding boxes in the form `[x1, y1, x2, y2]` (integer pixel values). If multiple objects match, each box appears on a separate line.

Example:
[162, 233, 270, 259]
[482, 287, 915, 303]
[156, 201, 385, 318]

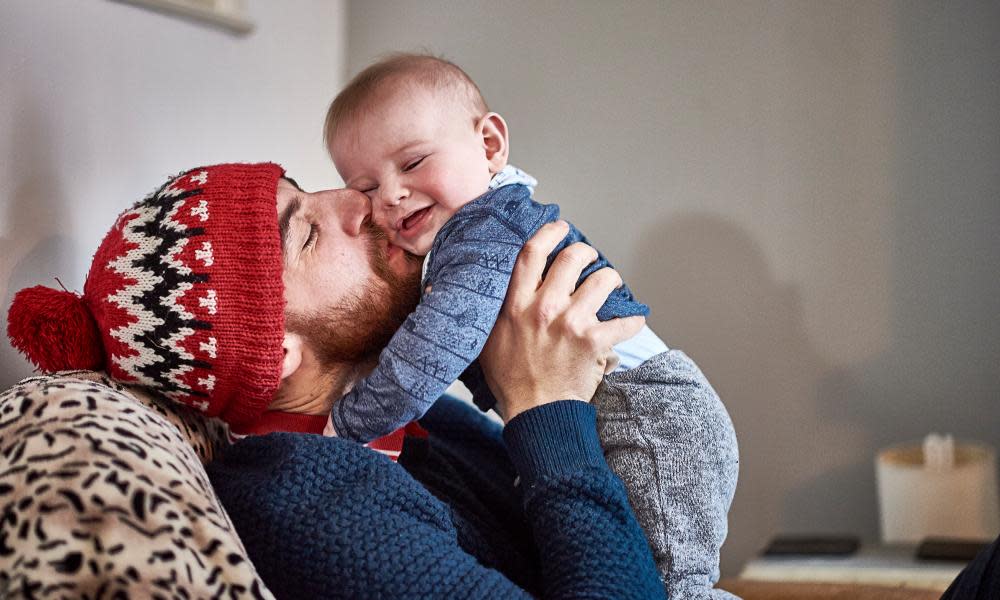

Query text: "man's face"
[276, 178, 422, 366]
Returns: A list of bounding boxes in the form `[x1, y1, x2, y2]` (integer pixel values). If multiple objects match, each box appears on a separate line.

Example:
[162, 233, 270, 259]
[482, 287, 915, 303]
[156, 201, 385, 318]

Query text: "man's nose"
[330, 189, 371, 237]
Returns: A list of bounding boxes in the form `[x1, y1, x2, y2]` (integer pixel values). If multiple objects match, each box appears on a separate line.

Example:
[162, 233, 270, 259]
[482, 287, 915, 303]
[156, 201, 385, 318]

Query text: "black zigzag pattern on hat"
[129, 182, 213, 398]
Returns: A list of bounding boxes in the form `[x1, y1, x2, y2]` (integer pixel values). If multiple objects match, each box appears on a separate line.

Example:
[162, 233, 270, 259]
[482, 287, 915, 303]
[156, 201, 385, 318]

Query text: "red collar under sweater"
[238, 411, 427, 462]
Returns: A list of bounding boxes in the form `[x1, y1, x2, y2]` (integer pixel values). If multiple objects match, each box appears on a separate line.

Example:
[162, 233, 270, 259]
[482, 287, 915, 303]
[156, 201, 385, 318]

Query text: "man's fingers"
[595, 315, 646, 350]
[570, 266, 623, 317]
[509, 220, 569, 307]
[542, 242, 599, 301]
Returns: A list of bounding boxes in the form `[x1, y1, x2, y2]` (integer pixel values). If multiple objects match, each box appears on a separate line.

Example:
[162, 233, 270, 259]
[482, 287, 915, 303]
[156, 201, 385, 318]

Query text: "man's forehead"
[276, 178, 305, 211]
[281, 175, 304, 192]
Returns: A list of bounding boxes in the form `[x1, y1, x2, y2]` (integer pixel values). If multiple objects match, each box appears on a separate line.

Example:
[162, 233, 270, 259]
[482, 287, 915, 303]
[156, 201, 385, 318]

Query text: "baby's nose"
[378, 176, 408, 208]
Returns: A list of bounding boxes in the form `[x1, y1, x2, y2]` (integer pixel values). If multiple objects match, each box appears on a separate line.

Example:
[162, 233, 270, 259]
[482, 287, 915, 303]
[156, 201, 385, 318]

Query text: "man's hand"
[479, 221, 645, 422]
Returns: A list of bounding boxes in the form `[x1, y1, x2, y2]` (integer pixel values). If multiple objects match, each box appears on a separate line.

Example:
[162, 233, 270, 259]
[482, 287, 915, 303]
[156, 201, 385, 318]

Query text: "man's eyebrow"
[283, 175, 304, 192]
[278, 196, 301, 256]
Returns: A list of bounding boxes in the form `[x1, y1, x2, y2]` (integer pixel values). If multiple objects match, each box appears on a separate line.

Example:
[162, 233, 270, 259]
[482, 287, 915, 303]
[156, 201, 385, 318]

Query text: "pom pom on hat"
[7, 285, 104, 372]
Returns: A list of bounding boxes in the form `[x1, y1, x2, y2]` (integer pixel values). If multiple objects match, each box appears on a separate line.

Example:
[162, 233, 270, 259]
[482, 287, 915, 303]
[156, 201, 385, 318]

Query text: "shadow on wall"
[631, 213, 878, 576]
[1, 93, 78, 388]
[778, 0, 1000, 565]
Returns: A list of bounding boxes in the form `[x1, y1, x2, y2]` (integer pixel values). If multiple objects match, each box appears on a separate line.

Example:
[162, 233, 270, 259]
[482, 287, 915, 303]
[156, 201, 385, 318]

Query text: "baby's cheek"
[371, 203, 394, 229]
[411, 234, 435, 257]
[384, 227, 427, 256]
[388, 229, 413, 253]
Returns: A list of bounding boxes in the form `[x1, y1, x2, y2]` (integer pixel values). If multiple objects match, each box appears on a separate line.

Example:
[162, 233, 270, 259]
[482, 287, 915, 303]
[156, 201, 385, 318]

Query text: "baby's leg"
[594, 350, 740, 599]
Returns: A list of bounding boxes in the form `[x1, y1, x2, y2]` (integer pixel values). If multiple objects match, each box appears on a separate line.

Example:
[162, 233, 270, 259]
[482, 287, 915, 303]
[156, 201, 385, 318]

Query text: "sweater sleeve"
[330, 213, 524, 442]
[504, 400, 665, 599]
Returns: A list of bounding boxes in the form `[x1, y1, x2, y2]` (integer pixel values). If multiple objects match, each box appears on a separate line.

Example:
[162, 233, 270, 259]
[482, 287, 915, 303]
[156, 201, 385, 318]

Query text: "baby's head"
[325, 54, 509, 255]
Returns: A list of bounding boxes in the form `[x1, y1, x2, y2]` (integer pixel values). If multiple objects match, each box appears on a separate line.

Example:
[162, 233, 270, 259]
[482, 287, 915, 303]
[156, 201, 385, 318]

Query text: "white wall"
[345, 0, 1000, 575]
[0, 0, 347, 382]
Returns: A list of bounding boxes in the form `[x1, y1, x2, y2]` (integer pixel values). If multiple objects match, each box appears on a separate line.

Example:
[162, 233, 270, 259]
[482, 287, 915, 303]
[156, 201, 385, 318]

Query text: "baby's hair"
[324, 52, 488, 153]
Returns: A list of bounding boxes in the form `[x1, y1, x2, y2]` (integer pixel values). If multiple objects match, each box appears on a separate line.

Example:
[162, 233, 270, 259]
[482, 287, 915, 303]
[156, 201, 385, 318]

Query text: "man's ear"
[280, 332, 304, 381]
[477, 112, 509, 174]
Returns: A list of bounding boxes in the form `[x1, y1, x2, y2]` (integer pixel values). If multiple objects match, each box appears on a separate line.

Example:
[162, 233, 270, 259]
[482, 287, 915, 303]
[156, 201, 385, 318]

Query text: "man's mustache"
[365, 220, 388, 241]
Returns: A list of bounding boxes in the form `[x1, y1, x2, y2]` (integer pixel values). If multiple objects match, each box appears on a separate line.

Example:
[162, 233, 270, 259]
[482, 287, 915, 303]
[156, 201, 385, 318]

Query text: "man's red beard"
[285, 223, 422, 367]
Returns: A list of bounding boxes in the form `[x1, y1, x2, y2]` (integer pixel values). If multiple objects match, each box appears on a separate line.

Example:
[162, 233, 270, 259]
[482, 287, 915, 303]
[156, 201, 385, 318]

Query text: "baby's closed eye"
[403, 156, 426, 172]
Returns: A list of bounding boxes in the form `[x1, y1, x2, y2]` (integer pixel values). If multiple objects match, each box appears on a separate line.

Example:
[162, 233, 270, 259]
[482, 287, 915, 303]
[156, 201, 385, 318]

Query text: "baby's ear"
[478, 112, 509, 174]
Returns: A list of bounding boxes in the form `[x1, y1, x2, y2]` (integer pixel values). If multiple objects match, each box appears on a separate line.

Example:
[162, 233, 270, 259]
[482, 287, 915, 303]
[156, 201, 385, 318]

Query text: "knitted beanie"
[7, 163, 286, 434]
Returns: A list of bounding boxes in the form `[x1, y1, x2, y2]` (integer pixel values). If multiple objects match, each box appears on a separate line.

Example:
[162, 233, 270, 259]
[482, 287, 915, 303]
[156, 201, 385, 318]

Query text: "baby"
[324, 54, 738, 598]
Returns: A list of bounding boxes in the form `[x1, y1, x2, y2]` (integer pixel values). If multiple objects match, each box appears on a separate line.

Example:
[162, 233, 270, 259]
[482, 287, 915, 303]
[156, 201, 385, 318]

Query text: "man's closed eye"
[304, 223, 318, 250]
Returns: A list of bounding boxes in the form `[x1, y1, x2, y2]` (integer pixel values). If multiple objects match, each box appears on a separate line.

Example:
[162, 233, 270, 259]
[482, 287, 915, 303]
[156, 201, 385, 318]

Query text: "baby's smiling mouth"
[398, 206, 433, 237]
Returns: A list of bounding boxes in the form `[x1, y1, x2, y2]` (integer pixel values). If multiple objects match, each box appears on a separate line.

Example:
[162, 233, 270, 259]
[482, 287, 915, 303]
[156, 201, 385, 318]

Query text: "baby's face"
[331, 84, 495, 256]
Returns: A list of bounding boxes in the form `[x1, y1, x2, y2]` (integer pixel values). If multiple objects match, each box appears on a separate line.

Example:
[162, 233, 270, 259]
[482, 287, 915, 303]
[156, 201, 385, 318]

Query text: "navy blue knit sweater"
[208, 397, 664, 599]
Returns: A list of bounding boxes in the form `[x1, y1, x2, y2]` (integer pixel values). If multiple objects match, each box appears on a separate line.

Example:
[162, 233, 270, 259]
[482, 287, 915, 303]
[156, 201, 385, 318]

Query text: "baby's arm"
[329, 218, 523, 442]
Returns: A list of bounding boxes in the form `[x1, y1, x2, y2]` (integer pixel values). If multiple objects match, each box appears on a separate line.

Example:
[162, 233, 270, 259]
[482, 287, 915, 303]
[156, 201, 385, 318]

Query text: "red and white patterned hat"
[7, 163, 286, 434]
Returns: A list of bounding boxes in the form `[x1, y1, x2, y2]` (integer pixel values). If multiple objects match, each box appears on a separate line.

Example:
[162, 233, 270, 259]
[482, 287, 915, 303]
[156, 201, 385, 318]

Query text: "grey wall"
[1, 0, 347, 383]
[346, 0, 1000, 575]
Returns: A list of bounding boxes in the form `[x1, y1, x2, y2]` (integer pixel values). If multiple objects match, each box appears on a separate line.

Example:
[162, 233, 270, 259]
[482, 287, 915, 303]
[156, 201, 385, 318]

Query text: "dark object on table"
[916, 537, 991, 562]
[939, 534, 1000, 600]
[763, 535, 860, 557]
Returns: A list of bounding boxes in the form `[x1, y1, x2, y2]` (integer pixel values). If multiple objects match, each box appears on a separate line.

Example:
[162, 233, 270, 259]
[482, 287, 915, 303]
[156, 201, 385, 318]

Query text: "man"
[3, 163, 661, 598]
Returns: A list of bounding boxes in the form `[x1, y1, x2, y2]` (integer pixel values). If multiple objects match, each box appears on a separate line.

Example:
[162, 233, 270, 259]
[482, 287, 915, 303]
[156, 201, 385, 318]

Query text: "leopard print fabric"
[0, 371, 273, 599]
